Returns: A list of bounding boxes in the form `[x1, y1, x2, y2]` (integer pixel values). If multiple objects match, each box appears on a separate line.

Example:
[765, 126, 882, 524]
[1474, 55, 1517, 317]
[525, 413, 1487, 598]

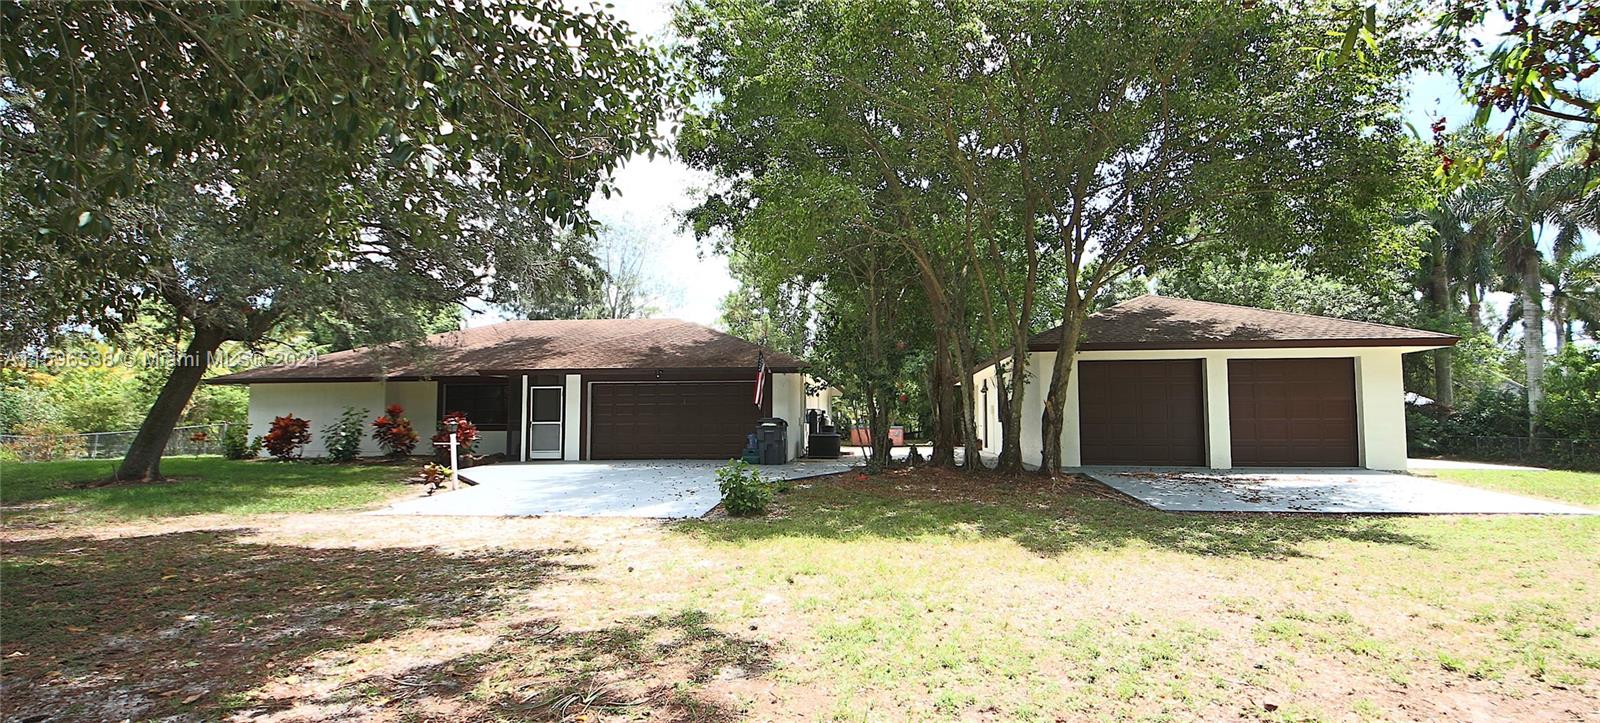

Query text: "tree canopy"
[677, 0, 1420, 471]
[1, 1, 675, 479]
[1, 0, 672, 350]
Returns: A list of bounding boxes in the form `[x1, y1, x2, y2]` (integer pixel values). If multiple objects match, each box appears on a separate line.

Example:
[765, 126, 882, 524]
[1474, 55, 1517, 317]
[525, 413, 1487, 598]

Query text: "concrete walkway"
[1084, 467, 1596, 515]
[372, 457, 858, 519]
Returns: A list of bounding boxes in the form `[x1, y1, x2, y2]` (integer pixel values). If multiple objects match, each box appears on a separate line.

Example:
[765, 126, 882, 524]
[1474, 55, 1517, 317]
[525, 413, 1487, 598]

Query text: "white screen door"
[528, 386, 563, 460]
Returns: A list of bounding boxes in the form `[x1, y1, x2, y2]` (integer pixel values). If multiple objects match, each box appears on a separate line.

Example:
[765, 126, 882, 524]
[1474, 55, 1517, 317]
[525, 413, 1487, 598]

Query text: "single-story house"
[971, 296, 1458, 471]
[209, 319, 811, 462]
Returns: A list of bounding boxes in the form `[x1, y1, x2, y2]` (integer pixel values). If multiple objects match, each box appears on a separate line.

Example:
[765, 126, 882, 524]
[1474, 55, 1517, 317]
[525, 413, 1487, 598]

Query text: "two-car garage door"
[1077, 358, 1359, 467]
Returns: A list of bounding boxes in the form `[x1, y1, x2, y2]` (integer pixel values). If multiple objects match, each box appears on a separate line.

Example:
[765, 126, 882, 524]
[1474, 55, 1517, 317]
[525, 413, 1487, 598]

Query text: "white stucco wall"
[971, 363, 1000, 456]
[247, 379, 474, 458]
[385, 381, 437, 423]
[772, 372, 806, 461]
[562, 374, 581, 461]
[971, 346, 1433, 472]
[804, 376, 842, 414]
[248, 382, 387, 457]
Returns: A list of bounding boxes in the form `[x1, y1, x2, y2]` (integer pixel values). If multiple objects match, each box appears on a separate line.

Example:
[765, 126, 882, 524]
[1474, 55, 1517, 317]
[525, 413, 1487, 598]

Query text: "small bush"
[323, 406, 369, 462]
[716, 459, 772, 516]
[0, 421, 85, 462]
[221, 424, 258, 460]
[431, 411, 480, 455]
[371, 404, 419, 457]
[262, 414, 312, 460]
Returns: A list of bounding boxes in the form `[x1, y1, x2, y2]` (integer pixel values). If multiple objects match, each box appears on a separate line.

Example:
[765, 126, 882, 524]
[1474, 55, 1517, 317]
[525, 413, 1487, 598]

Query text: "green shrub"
[716, 459, 772, 516]
[1540, 345, 1600, 439]
[0, 421, 85, 462]
[221, 423, 257, 460]
[322, 406, 369, 462]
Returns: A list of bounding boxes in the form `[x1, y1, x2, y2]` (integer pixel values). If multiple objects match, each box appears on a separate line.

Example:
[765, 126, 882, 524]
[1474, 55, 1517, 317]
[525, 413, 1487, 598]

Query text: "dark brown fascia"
[972, 334, 1461, 374]
[208, 366, 807, 385]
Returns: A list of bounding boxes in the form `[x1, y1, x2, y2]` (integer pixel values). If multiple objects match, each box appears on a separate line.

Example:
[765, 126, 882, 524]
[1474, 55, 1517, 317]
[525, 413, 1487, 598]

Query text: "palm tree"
[1547, 246, 1600, 349]
[1470, 120, 1596, 436]
[1411, 194, 1493, 408]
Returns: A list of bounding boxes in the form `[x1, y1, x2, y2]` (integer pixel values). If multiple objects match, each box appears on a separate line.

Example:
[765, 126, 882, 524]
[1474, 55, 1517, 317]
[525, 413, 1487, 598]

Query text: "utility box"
[755, 417, 788, 464]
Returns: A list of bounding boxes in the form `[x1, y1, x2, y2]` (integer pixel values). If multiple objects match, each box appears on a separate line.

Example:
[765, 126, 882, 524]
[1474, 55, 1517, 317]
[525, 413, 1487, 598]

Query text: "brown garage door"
[1078, 360, 1205, 466]
[588, 382, 761, 459]
[1229, 358, 1358, 467]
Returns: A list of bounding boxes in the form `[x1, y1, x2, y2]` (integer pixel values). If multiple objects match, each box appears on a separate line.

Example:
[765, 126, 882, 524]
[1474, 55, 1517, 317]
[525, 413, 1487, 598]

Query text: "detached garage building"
[209, 319, 809, 462]
[971, 296, 1457, 471]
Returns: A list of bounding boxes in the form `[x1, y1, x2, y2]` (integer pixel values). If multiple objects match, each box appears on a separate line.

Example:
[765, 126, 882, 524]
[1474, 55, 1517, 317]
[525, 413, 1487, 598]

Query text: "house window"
[440, 383, 509, 430]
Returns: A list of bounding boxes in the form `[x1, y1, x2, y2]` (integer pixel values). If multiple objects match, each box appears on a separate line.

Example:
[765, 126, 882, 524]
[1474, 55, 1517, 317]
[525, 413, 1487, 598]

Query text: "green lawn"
[0, 456, 414, 524]
[2, 465, 1597, 721]
[663, 472, 1600, 719]
[1423, 468, 1600, 507]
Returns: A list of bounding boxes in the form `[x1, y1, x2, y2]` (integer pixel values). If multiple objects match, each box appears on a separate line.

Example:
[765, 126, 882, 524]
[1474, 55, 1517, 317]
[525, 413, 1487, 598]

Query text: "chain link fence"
[1431, 436, 1600, 471]
[0, 423, 236, 462]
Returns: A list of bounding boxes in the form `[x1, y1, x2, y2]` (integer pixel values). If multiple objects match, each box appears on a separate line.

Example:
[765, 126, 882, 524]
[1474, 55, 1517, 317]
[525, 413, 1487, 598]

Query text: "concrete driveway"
[373, 458, 858, 519]
[1084, 467, 1596, 515]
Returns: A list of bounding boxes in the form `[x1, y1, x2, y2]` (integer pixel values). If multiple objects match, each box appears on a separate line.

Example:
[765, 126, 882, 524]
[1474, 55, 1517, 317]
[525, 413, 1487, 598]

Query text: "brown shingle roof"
[209, 319, 807, 384]
[1028, 295, 1458, 351]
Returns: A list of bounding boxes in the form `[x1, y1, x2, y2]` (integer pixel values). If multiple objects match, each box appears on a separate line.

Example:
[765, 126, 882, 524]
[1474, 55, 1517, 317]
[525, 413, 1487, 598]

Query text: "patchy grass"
[1416, 468, 1600, 507]
[0, 457, 415, 525]
[2, 466, 1597, 721]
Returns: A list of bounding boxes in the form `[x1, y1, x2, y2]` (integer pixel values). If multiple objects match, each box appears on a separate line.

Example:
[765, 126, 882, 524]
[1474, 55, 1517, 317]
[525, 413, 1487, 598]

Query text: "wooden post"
[448, 431, 460, 490]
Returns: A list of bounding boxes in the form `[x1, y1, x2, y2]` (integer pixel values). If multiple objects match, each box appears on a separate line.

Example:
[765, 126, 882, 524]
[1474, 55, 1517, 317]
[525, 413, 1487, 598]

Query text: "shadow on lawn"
[0, 529, 579, 721]
[680, 478, 1434, 559]
[325, 610, 770, 721]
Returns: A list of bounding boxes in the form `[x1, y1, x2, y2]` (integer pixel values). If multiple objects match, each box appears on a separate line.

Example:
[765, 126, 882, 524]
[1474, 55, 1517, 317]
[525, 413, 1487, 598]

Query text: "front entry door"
[528, 386, 563, 460]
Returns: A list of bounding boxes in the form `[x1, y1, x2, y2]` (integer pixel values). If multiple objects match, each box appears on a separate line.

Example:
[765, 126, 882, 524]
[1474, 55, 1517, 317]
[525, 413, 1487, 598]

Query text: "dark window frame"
[438, 381, 510, 431]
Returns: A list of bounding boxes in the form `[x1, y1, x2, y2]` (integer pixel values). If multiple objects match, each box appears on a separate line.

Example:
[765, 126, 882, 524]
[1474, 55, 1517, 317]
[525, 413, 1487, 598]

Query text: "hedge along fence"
[0, 423, 235, 462]
[1430, 436, 1600, 471]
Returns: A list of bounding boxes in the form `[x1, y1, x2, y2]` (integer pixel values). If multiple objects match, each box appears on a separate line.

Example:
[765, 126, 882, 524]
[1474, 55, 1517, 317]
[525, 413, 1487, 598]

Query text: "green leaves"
[2, 1, 676, 351]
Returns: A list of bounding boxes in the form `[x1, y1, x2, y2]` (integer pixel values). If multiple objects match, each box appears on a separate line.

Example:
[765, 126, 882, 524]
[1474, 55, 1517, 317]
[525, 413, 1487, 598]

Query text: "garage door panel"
[589, 382, 761, 460]
[1079, 360, 1205, 466]
[1228, 358, 1357, 467]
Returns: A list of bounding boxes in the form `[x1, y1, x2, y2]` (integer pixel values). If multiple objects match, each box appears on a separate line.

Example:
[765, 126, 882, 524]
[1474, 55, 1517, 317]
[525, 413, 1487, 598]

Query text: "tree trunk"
[927, 323, 958, 467]
[995, 359, 1023, 473]
[1039, 312, 1084, 475]
[1520, 258, 1546, 437]
[1466, 284, 1483, 334]
[950, 329, 981, 471]
[1432, 348, 1455, 410]
[1550, 300, 1567, 354]
[1428, 253, 1455, 409]
[115, 326, 226, 481]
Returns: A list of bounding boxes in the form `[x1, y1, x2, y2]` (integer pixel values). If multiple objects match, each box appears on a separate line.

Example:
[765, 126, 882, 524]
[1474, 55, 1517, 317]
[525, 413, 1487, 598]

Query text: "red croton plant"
[370, 404, 419, 457]
[431, 411, 480, 454]
[262, 415, 311, 460]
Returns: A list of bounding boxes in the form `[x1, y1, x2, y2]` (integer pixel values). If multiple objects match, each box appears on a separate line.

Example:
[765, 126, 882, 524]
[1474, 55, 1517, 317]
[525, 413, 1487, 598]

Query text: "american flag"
[753, 351, 766, 407]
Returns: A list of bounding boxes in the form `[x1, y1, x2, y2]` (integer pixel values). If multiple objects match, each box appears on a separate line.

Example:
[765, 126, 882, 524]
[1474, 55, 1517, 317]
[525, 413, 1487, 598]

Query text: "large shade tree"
[1, 1, 672, 480]
[678, 0, 1418, 474]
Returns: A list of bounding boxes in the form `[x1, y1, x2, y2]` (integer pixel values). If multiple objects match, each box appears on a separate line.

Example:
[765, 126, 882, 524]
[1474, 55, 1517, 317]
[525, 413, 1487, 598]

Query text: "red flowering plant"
[370, 404, 419, 457]
[262, 414, 312, 460]
[431, 411, 480, 454]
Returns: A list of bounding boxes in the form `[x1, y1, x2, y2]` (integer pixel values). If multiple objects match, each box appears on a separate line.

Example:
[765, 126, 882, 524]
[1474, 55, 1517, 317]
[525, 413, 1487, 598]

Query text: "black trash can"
[755, 417, 788, 464]
[809, 431, 841, 459]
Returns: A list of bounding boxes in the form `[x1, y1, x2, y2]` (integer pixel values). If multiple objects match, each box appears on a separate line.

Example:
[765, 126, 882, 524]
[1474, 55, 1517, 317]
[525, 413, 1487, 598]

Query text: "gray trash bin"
[755, 417, 788, 464]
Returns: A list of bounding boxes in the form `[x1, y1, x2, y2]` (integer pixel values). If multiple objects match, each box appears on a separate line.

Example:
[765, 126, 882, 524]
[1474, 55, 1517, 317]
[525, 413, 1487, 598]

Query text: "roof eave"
[1027, 337, 1460, 352]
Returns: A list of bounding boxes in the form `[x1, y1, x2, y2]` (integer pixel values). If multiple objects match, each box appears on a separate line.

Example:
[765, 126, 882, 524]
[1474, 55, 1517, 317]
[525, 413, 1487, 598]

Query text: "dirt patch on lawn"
[791, 465, 1128, 506]
[0, 512, 771, 722]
